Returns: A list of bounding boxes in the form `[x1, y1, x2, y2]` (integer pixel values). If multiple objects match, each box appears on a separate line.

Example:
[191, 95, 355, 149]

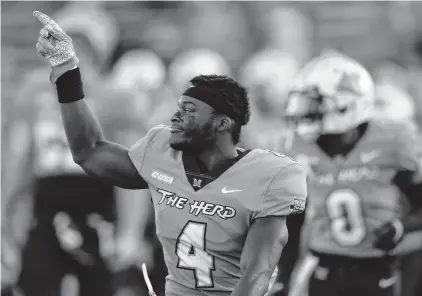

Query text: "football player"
[34, 11, 307, 296]
[276, 54, 422, 296]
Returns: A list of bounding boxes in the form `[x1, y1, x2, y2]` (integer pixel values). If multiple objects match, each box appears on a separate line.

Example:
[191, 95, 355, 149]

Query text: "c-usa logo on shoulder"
[151, 171, 174, 185]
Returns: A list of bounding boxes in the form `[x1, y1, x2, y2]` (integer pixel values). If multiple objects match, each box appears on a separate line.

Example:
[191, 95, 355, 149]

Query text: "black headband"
[183, 85, 238, 122]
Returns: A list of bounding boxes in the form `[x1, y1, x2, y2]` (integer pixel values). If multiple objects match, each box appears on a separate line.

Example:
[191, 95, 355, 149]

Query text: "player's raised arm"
[231, 163, 307, 296]
[33, 11, 147, 189]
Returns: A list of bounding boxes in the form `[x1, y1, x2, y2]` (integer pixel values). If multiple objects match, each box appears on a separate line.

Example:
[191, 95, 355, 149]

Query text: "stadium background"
[1, 1, 422, 296]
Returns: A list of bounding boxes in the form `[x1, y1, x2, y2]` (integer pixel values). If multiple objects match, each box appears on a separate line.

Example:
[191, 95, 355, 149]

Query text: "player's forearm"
[232, 250, 283, 296]
[231, 274, 270, 296]
[57, 69, 106, 164]
[60, 100, 105, 163]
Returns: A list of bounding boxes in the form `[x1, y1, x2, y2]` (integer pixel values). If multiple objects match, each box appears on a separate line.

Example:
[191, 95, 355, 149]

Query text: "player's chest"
[144, 161, 263, 237]
[293, 144, 399, 190]
[294, 149, 402, 213]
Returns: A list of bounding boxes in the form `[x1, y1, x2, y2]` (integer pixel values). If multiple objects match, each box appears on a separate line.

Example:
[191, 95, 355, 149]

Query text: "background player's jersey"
[284, 121, 421, 258]
[129, 125, 307, 296]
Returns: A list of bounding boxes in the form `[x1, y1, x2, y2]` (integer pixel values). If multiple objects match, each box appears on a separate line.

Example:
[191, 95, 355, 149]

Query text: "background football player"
[33, 11, 307, 296]
[275, 53, 422, 296]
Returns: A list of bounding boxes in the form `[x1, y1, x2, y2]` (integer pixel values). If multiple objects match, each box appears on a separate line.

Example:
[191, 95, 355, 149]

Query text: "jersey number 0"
[176, 221, 215, 288]
[326, 189, 366, 246]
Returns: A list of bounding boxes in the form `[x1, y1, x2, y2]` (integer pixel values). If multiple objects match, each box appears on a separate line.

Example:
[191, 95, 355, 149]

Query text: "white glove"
[33, 11, 79, 82]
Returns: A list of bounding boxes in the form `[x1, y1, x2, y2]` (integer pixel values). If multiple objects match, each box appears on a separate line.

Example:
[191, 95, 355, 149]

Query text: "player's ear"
[216, 116, 233, 133]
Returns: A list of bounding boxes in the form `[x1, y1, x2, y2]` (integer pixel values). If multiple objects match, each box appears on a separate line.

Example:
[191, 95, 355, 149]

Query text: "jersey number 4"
[176, 221, 215, 288]
[326, 189, 366, 246]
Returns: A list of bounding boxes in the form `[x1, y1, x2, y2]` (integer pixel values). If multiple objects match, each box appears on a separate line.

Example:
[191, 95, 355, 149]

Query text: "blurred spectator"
[53, 1, 119, 84]
[142, 15, 183, 64]
[404, 39, 422, 128]
[106, 40, 148, 74]
[106, 45, 168, 129]
[168, 48, 232, 93]
[185, 2, 252, 69]
[258, 5, 312, 65]
[372, 61, 408, 89]
[373, 82, 418, 133]
[109, 48, 166, 93]
[240, 49, 299, 113]
[239, 49, 299, 149]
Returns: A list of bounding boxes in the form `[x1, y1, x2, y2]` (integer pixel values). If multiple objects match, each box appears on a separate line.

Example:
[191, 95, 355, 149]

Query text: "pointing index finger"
[33, 11, 61, 31]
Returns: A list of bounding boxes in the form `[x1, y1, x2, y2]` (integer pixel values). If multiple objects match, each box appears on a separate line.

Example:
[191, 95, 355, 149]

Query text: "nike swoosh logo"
[360, 150, 381, 163]
[222, 186, 242, 194]
[379, 276, 397, 288]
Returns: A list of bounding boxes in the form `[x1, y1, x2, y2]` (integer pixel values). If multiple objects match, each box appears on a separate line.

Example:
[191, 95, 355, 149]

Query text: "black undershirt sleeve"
[393, 170, 422, 210]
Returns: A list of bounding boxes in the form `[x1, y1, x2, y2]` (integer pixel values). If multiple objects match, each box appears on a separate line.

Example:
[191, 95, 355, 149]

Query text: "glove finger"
[33, 11, 62, 31]
[56, 28, 73, 43]
[44, 24, 64, 36]
[35, 41, 46, 52]
[38, 38, 55, 51]
[35, 42, 48, 57]
[39, 28, 50, 38]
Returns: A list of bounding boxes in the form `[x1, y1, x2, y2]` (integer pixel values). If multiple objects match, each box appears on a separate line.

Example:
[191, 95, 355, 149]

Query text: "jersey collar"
[182, 149, 251, 191]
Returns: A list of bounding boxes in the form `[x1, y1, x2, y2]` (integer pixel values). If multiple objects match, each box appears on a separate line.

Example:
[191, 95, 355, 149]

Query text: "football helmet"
[285, 54, 375, 140]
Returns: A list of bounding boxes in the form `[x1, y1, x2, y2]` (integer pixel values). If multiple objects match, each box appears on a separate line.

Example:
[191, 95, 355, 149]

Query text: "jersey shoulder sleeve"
[254, 152, 308, 219]
[283, 136, 319, 178]
[128, 124, 170, 173]
[373, 121, 422, 181]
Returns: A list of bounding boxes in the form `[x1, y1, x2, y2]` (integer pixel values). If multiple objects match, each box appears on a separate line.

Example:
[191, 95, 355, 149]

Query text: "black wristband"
[56, 67, 85, 104]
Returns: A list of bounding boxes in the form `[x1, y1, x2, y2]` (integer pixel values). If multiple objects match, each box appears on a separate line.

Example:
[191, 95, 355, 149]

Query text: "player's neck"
[195, 143, 239, 172]
[317, 123, 368, 158]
